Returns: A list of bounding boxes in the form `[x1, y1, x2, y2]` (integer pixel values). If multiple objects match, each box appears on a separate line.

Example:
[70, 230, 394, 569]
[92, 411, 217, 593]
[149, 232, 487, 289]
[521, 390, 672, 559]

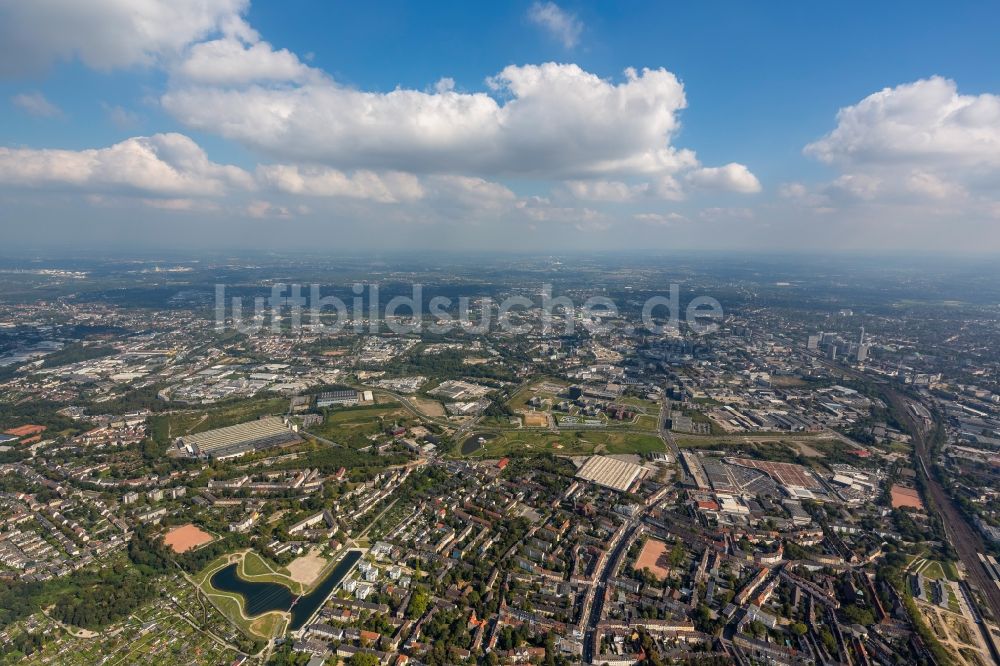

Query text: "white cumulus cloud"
[527, 2, 583, 48]
[805, 76, 1000, 169]
[0, 133, 253, 197]
[805, 77, 1000, 205]
[0, 0, 249, 76]
[0, 0, 764, 233]
[162, 62, 753, 197]
[686, 163, 761, 193]
[174, 30, 317, 85]
[257, 164, 424, 203]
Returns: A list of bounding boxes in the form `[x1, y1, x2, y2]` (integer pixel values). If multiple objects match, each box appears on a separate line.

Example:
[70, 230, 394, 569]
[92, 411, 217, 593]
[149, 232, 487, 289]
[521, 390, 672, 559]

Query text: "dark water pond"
[209, 549, 362, 630]
[461, 432, 496, 455]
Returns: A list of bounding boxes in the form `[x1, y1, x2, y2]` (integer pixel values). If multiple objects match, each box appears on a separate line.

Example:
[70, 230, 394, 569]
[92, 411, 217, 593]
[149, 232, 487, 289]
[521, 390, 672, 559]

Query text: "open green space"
[307, 402, 410, 447]
[237, 551, 305, 595]
[919, 560, 947, 581]
[618, 395, 662, 413]
[634, 414, 659, 430]
[674, 433, 821, 447]
[479, 415, 517, 428]
[464, 428, 663, 457]
[942, 560, 960, 582]
[672, 436, 860, 470]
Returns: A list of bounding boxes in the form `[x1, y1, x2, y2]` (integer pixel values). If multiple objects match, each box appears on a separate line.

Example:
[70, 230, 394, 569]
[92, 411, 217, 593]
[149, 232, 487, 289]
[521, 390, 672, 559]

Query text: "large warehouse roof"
[180, 417, 300, 459]
[576, 455, 647, 493]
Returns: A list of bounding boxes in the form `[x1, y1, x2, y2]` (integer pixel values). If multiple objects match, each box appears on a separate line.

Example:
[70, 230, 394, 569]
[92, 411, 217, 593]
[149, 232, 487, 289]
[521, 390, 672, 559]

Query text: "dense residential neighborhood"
[0, 254, 999, 665]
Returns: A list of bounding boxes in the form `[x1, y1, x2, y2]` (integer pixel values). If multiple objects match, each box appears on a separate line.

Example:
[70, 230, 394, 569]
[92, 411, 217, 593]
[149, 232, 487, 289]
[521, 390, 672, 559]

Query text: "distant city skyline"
[1, 1, 999, 252]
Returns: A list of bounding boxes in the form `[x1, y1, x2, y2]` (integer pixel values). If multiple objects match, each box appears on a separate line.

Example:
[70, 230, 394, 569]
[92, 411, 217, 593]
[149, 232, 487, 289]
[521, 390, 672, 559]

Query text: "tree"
[819, 627, 838, 655]
[349, 654, 379, 666]
[406, 588, 430, 619]
[842, 604, 875, 627]
[668, 542, 686, 568]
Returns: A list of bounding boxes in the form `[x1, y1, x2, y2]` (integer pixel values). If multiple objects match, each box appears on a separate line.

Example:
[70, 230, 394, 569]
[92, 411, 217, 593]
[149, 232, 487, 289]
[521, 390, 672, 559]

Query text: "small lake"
[209, 549, 362, 630]
[461, 432, 496, 455]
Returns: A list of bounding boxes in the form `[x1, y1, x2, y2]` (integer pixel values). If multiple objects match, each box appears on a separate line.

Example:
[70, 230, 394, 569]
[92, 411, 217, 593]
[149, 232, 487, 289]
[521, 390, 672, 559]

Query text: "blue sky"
[2, 1, 999, 252]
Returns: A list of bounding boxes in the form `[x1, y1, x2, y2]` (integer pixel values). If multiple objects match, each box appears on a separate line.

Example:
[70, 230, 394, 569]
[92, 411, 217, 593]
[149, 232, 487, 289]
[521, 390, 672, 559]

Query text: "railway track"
[886, 390, 1000, 665]
[802, 348, 1000, 651]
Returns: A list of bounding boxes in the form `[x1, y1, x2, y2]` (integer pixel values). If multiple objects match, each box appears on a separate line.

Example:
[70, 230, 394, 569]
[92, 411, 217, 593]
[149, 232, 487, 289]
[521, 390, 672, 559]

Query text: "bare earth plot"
[635, 539, 671, 580]
[891, 484, 925, 510]
[164, 523, 214, 554]
[410, 397, 446, 417]
[285, 548, 329, 585]
[522, 411, 549, 427]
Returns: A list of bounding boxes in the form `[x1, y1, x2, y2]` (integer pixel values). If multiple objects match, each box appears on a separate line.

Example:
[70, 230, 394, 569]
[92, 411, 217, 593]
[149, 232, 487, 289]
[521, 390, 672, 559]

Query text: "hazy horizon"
[2, 1, 1000, 252]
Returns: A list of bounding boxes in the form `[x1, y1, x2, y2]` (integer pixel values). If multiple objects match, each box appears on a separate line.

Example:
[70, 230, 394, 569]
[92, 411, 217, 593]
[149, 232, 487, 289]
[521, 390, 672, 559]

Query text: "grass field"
[769, 376, 810, 388]
[673, 433, 825, 448]
[619, 396, 662, 414]
[479, 415, 518, 427]
[465, 428, 663, 457]
[634, 414, 659, 431]
[409, 396, 446, 417]
[597, 413, 661, 432]
[943, 560, 960, 582]
[307, 402, 409, 446]
[919, 560, 947, 581]
[238, 551, 306, 594]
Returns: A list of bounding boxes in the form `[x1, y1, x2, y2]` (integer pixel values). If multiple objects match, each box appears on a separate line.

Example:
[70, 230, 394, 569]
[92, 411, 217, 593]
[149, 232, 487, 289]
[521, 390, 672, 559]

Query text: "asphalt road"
[582, 522, 638, 664]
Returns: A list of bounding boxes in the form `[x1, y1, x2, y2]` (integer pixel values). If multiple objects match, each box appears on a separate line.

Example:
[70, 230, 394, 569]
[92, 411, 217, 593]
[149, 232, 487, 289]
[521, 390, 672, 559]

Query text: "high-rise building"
[807, 334, 821, 350]
[856, 343, 869, 363]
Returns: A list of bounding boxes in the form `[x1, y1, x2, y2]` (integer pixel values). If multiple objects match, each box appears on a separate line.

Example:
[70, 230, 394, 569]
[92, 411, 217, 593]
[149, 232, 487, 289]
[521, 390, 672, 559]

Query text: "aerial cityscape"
[2, 2, 1000, 666]
[0, 254, 998, 666]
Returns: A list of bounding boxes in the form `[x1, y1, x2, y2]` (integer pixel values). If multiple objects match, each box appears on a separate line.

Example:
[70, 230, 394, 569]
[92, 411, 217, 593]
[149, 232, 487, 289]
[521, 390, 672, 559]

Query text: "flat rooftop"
[576, 455, 646, 493]
[727, 457, 821, 490]
[180, 416, 300, 459]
